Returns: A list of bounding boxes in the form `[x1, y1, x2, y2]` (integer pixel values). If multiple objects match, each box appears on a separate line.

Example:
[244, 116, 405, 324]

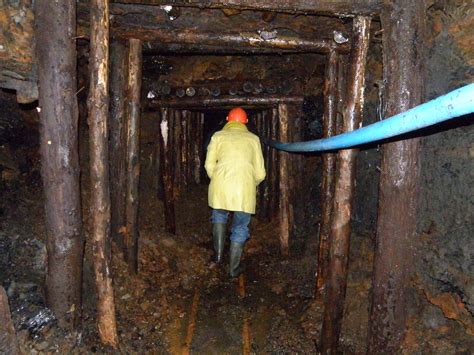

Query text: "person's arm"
[253, 139, 266, 184]
[205, 135, 218, 178]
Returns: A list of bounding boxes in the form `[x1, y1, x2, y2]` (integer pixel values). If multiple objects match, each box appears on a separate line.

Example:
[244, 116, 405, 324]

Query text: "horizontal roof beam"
[146, 95, 303, 109]
[114, 28, 349, 54]
[111, 0, 381, 17]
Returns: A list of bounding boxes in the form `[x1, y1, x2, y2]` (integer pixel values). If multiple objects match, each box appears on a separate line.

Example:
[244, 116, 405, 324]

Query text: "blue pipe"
[267, 83, 474, 152]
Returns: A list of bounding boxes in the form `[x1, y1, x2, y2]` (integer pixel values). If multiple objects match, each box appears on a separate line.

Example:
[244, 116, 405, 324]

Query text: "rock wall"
[414, 0, 474, 341]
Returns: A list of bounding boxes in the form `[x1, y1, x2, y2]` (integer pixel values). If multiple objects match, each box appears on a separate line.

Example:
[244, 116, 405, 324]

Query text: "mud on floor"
[2, 182, 473, 353]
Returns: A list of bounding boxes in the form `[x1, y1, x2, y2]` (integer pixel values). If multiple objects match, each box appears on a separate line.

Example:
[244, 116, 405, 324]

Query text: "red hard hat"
[227, 107, 248, 124]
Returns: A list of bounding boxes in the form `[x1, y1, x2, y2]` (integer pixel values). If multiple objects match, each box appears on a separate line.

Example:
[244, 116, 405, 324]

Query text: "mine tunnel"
[1, 0, 473, 353]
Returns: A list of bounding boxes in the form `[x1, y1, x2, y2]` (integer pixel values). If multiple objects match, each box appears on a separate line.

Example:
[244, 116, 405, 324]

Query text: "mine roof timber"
[111, 0, 381, 16]
[146, 95, 304, 109]
[114, 29, 350, 54]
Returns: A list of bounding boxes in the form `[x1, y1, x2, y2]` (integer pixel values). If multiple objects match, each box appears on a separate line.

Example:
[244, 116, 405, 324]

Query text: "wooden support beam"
[278, 103, 290, 256]
[88, 0, 119, 347]
[191, 112, 203, 184]
[320, 16, 371, 353]
[36, 0, 83, 329]
[316, 49, 339, 300]
[148, 95, 303, 109]
[174, 109, 183, 196]
[114, 28, 347, 54]
[270, 107, 280, 219]
[111, 0, 381, 16]
[109, 41, 128, 250]
[124, 38, 143, 273]
[368, 1, 425, 352]
[159, 108, 177, 234]
[262, 110, 272, 220]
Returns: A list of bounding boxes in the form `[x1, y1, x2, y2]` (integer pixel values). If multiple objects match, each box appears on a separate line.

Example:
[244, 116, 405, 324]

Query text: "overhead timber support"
[88, 0, 119, 347]
[368, 0, 426, 352]
[111, 0, 382, 16]
[321, 15, 371, 353]
[148, 96, 303, 110]
[36, 0, 83, 330]
[113, 28, 349, 54]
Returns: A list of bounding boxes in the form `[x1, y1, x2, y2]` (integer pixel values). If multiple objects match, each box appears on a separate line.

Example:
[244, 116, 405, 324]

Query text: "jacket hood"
[223, 121, 248, 131]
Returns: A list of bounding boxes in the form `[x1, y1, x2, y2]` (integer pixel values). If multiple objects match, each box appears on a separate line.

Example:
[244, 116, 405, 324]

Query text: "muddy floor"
[2, 175, 473, 353]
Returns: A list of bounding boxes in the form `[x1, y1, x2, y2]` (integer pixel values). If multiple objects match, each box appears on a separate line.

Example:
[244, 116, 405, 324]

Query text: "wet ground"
[2, 177, 473, 353]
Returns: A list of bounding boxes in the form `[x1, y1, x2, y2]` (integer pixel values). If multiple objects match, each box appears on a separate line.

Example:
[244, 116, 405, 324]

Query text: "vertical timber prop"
[124, 38, 143, 273]
[88, 0, 119, 347]
[278, 104, 290, 256]
[316, 49, 339, 300]
[36, 0, 83, 329]
[320, 16, 371, 353]
[159, 108, 177, 234]
[193, 112, 202, 184]
[270, 107, 280, 219]
[109, 41, 128, 250]
[368, 1, 425, 352]
[262, 110, 272, 220]
[174, 109, 183, 196]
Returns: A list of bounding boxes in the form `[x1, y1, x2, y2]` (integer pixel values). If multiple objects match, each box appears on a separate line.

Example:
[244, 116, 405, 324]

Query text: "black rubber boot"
[212, 223, 226, 263]
[229, 241, 245, 278]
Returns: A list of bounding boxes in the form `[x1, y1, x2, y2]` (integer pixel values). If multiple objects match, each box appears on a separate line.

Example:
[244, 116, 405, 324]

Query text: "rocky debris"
[0, 286, 20, 355]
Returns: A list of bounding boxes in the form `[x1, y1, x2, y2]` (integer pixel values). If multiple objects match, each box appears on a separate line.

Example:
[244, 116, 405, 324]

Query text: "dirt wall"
[413, 1, 474, 345]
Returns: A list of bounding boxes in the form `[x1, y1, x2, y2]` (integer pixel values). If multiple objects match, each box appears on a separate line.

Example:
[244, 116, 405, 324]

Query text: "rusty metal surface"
[88, 0, 119, 347]
[36, 0, 83, 330]
[368, 0, 425, 352]
[320, 16, 371, 354]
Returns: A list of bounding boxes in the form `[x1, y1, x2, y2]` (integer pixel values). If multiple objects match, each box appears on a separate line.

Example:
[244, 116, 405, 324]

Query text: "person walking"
[205, 107, 266, 278]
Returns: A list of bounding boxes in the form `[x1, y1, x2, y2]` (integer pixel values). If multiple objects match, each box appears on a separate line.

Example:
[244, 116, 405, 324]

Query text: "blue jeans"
[211, 209, 251, 244]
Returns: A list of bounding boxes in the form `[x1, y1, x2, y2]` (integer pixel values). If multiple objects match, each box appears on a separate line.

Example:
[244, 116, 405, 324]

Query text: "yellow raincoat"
[205, 121, 266, 214]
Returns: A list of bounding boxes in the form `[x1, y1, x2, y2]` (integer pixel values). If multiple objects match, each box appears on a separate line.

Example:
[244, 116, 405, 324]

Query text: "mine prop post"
[320, 15, 371, 353]
[316, 49, 339, 301]
[124, 38, 143, 274]
[88, 0, 119, 347]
